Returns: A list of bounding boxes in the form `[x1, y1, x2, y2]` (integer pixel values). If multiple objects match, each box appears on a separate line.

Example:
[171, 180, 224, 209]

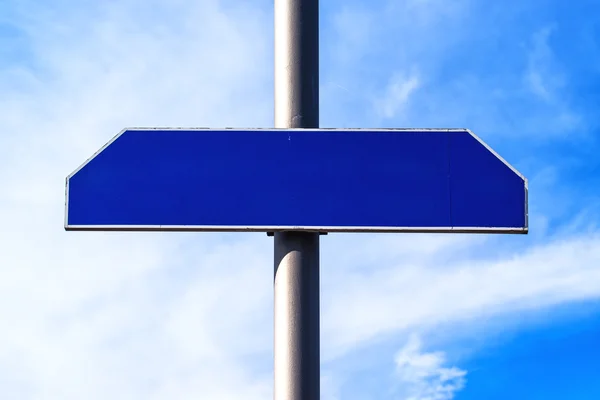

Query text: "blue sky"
[1, 0, 599, 399]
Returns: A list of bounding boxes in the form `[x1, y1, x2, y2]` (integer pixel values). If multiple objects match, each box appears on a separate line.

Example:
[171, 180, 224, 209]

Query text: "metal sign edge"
[64, 224, 528, 234]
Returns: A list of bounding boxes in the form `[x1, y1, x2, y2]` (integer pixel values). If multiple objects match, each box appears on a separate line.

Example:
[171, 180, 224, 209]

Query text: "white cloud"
[321, 231, 600, 360]
[321, 0, 468, 127]
[521, 26, 584, 135]
[525, 26, 562, 102]
[323, 1, 588, 139]
[0, 0, 274, 398]
[394, 335, 466, 400]
[374, 71, 421, 119]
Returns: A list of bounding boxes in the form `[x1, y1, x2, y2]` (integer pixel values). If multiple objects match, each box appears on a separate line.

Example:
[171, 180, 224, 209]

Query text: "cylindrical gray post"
[274, 0, 320, 399]
[274, 233, 320, 400]
[274, 0, 319, 129]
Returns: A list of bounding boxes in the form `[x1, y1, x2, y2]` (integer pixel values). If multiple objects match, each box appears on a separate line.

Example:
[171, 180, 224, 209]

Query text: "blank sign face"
[65, 128, 528, 233]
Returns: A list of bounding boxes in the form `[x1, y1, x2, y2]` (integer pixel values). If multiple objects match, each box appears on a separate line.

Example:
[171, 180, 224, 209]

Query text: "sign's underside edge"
[64, 224, 528, 234]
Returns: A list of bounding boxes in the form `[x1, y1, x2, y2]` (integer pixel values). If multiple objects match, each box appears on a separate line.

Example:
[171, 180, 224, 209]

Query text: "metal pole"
[274, 233, 320, 400]
[273, 0, 320, 399]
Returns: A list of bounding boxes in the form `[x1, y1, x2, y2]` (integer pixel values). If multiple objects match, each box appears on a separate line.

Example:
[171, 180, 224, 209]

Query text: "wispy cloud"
[322, 231, 600, 360]
[323, 0, 592, 141]
[0, 1, 274, 398]
[374, 71, 421, 119]
[394, 335, 466, 400]
[522, 26, 583, 134]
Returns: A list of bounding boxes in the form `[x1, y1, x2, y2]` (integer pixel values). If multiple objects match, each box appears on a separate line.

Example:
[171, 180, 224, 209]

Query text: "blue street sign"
[65, 128, 528, 233]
